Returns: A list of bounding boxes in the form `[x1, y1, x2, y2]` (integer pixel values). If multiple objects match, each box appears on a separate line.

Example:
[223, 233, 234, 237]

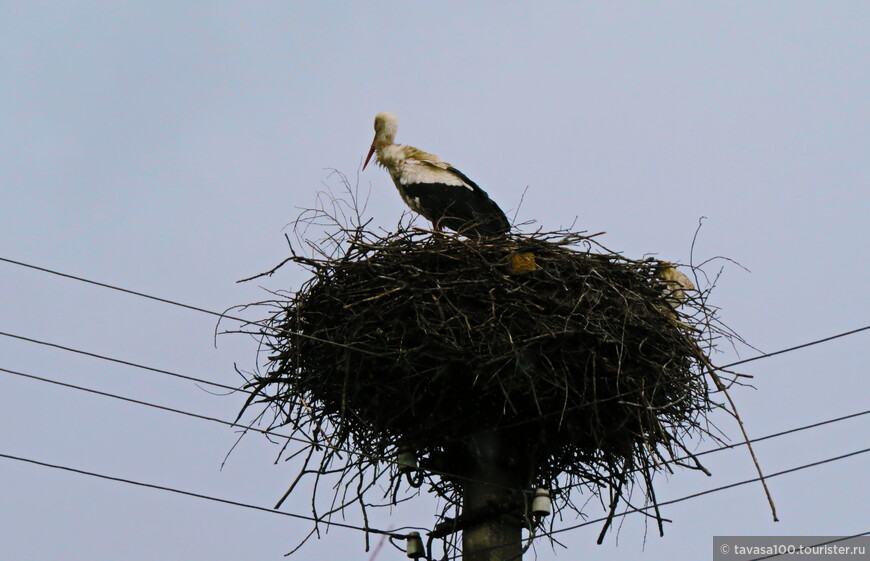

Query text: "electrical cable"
[4, 255, 868, 450]
[4, 361, 869, 518]
[1, 397, 866, 559]
[448, 446, 870, 560]
[2, 255, 866, 363]
[0, 330, 246, 395]
[435, 324, 870, 448]
[3, 323, 867, 458]
[2, 322, 868, 495]
[0, 256, 240, 323]
[716, 325, 870, 370]
[0, 364, 524, 493]
[0, 256, 384, 356]
[0, 450, 403, 539]
[748, 531, 870, 561]
[550, 446, 870, 537]
[0, 365, 304, 445]
[0, 333, 410, 479]
[3, 255, 869, 540]
[554, 407, 870, 495]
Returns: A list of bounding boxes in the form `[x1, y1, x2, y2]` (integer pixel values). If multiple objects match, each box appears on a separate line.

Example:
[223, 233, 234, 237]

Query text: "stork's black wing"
[402, 167, 510, 236]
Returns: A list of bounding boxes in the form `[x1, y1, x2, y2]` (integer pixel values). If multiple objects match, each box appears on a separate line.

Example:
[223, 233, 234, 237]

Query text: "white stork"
[363, 112, 510, 236]
[657, 262, 696, 311]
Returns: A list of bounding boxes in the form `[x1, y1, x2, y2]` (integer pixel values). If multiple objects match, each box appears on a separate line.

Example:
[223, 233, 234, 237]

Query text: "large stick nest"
[230, 178, 752, 555]
[237, 213, 741, 547]
[256, 229, 711, 462]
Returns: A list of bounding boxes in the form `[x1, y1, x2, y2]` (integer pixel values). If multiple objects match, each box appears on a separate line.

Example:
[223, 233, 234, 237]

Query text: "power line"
[3, 255, 866, 363]
[2, 384, 866, 560]
[2, 258, 867, 476]
[748, 531, 870, 561]
[690, 409, 870, 459]
[4, 256, 869, 523]
[4, 360, 870, 514]
[0, 256, 382, 356]
[0, 332, 335, 463]
[0, 450, 403, 539]
[4, 441, 867, 561]
[0, 256, 240, 323]
[3, 363, 570, 525]
[0, 364, 518, 492]
[550, 446, 870, 537]
[443, 324, 870, 447]
[0, 362, 424, 478]
[555, 407, 870, 495]
[0, 365, 309, 447]
[4, 322, 868, 455]
[0, 332, 455, 484]
[717, 325, 870, 370]
[0, 330, 246, 395]
[3, 322, 869, 486]
[453, 446, 870, 560]
[4, 253, 868, 443]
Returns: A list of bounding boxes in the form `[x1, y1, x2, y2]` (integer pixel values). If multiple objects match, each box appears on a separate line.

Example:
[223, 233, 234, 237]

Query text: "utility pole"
[461, 431, 524, 561]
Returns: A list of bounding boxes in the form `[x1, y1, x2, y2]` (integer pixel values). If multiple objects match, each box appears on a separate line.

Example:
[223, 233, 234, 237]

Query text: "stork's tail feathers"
[435, 203, 510, 237]
[465, 211, 510, 237]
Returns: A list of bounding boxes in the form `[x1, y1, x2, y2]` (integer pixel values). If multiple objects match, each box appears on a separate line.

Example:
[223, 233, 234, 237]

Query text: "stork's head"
[363, 111, 399, 170]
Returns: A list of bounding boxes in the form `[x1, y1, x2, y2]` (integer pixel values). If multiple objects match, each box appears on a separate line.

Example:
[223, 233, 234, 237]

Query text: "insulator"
[405, 531, 424, 559]
[531, 488, 551, 517]
[397, 446, 417, 474]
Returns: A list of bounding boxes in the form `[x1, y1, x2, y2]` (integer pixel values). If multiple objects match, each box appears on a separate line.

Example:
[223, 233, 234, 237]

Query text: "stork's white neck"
[375, 143, 405, 170]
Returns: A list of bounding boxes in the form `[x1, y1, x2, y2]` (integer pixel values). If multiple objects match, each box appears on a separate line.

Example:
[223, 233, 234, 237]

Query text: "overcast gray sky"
[1, 2, 868, 560]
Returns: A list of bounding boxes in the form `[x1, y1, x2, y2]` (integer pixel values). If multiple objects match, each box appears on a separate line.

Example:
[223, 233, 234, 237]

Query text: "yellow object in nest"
[507, 251, 537, 274]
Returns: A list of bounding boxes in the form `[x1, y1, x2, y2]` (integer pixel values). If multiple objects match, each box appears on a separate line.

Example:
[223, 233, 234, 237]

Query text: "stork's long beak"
[363, 141, 376, 171]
